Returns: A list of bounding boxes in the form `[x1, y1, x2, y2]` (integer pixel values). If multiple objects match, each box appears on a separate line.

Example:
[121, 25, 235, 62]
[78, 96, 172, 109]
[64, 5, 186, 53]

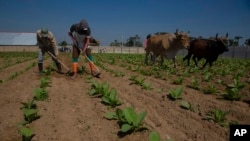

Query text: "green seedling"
[22, 108, 39, 124]
[101, 88, 122, 108]
[104, 111, 119, 120]
[168, 87, 183, 100]
[105, 107, 147, 133]
[222, 88, 242, 101]
[88, 81, 110, 97]
[117, 107, 147, 133]
[187, 78, 199, 90]
[131, 65, 140, 72]
[203, 72, 213, 82]
[180, 100, 191, 110]
[33, 87, 48, 101]
[142, 82, 153, 90]
[114, 72, 125, 77]
[129, 75, 146, 86]
[172, 76, 183, 85]
[180, 100, 199, 113]
[19, 127, 34, 141]
[149, 131, 161, 141]
[40, 77, 51, 88]
[226, 78, 244, 89]
[202, 83, 217, 94]
[205, 109, 229, 127]
[108, 57, 115, 65]
[84, 75, 93, 83]
[20, 99, 37, 109]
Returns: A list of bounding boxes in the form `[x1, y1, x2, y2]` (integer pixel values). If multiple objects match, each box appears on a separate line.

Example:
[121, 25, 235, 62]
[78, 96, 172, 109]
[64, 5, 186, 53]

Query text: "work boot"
[56, 62, 63, 74]
[38, 63, 43, 74]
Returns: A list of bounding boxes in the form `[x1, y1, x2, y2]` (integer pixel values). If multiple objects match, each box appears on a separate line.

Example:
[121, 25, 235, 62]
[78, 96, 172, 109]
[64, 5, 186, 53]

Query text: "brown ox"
[145, 31, 189, 67]
[183, 33, 229, 69]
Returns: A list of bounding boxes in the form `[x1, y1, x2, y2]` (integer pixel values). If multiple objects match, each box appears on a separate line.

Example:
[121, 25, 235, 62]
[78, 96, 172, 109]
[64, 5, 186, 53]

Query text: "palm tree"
[244, 38, 250, 46]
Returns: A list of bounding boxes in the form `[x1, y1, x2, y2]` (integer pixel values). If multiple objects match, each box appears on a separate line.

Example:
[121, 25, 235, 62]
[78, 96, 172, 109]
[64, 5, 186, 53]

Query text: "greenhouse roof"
[0, 32, 37, 45]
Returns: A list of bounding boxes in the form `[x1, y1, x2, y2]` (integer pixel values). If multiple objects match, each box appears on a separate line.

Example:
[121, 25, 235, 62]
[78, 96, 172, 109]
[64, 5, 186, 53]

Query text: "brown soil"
[0, 53, 249, 141]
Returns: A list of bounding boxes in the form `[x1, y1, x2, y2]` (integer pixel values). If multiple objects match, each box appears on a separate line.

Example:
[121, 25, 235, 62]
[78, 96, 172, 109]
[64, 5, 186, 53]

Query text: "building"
[0, 32, 38, 52]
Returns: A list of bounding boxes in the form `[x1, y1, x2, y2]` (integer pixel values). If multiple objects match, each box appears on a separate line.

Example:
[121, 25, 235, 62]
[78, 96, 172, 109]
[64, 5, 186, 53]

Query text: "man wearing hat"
[68, 19, 100, 79]
[36, 28, 62, 74]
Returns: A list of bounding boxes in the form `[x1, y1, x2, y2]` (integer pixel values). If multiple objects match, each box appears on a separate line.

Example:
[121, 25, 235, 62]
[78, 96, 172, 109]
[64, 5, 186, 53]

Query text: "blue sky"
[0, 0, 250, 45]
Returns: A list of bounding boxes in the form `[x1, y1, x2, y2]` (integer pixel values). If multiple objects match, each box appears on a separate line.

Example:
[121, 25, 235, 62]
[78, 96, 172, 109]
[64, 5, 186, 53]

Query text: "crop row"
[93, 53, 250, 103]
[17, 64, 55, 141]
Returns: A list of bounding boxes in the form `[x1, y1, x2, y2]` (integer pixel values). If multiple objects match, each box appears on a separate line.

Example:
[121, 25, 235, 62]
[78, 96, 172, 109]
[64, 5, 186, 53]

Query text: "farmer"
[36, 28, 62, 74]
[68, 19, 100, 79]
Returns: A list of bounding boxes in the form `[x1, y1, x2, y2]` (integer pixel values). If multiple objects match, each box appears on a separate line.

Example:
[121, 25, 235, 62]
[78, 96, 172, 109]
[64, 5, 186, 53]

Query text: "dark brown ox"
[183, 37, 228, 69]
[183, 33, 229, 65]
[145, 32, 189, 67]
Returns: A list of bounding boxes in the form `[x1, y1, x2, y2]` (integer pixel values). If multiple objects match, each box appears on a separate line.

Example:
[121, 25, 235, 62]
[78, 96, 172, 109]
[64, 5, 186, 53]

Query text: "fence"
[91, 46, 250, 59]
[0, 45, 249, 59]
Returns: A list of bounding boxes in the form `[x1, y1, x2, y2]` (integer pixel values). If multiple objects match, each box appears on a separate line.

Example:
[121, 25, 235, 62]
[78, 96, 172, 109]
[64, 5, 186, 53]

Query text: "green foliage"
[222, 88, 242, 101]
[117, 107, 147, 133]
[142, 82, 153, 90]
[168, 87, 183, 100]
[187, 77, 199, 90]
[33, 87, 48, 101]
[113, 71, 125, 77]
[226, 78, 244, 89]
[203, 72, 213, 82]
[101, 88, 122, 108]
[205, 109, 229, 127]
[20, 99, 37, 109]
[172, 76, 183, 85]
[202, 83, 217, 94]
[129, 75, 146, 86]
[88, 81, 110, 96]
[149, 131, 161, 141]
[19, 127, 34, 141]
[105, 107, 147, 133]
[40, 77, 51, 88]
[180, 100, 191, 110]
[22, 108, 39, 124]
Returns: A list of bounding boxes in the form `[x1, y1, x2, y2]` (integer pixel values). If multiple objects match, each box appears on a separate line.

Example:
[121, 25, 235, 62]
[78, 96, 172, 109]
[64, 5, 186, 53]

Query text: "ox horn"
[225, 33, 228, 38]
[215, 33, 218, 39]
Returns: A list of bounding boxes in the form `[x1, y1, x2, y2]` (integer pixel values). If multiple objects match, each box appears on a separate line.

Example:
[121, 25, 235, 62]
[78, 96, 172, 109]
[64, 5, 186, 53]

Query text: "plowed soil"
[0, 52, 249, 141]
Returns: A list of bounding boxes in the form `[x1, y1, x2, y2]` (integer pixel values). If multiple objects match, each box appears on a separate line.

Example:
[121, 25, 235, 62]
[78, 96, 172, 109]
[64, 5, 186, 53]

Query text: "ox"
[183, 36, 228, 69]
[145, 31, 189, 67]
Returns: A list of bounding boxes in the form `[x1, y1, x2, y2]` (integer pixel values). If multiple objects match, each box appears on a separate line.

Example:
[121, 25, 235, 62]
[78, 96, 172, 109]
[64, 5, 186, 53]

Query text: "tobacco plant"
[40, 77, 51, 88]
[33, 87, 48, 101]
[101, 88, 122, 108]
[129, 75, 146, 86]
[222, 88, 242, 101]
[19, 127, 34, 141]
[22, 108, 39, 124]
[205, 109, 229, 127]
[187, 77, 199, 90]
[88, 81, 110, 97]
[149, 131, 174, 141]
[168, 87, 183, 100]
[172, 76, 183, 85]
[142, 82, 153, 90]
[104, 107, 147, 133]
[20, 99, 37, 109]
[202, 83, 217, 94]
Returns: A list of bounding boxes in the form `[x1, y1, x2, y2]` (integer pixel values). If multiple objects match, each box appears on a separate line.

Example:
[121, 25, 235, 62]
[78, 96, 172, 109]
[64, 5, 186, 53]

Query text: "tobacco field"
[0, 51, 250, 141]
